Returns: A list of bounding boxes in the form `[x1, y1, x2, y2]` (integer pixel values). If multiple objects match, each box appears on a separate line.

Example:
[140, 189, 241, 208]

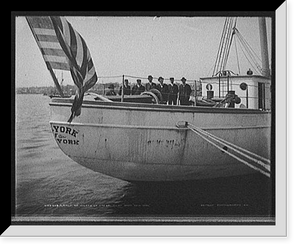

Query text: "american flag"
[26, 16, 98, 122]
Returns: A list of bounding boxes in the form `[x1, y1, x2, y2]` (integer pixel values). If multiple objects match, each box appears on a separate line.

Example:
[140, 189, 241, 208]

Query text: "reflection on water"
[110, 174, 273, 217]
[15, 94, 273, 219]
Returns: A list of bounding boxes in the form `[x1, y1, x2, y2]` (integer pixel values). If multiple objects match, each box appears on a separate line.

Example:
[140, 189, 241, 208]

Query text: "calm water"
[15, 94, 273, 220]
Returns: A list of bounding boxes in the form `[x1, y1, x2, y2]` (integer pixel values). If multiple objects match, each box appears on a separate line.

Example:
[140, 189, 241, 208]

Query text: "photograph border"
[5, 4, 287, 236]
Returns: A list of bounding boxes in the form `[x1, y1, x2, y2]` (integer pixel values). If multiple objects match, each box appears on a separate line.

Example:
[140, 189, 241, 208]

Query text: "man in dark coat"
[106, 84, 117, 96]
[178, 77, 192, 105]
[119, 79, 131, 95]
[156, 76, 169, 104]
[132, 79, 145, 95]
[145, 75, 157, 91]
[168, 77, 179, 105]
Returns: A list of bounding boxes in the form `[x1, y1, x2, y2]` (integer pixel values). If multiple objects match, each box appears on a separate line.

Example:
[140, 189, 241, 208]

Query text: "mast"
[258, 17, 270, 78]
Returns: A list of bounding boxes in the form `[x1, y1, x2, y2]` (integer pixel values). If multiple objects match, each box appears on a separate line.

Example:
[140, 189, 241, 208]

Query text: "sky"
[15, 15, 272, 87]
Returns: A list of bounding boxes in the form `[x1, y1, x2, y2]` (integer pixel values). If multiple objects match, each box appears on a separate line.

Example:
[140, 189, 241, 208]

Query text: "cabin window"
[258, 82, 266, 110]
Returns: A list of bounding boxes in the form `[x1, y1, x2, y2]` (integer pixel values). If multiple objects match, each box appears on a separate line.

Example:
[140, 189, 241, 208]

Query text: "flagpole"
[48, 66, 65, 97]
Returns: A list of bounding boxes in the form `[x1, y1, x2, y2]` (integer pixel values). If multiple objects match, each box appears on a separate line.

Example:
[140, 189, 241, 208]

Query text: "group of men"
[106, 75, 192, 105]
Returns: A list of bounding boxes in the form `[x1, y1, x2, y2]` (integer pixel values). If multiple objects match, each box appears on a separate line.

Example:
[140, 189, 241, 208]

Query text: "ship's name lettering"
[53, 125, 78, 138]
[56, 138, 79, 145]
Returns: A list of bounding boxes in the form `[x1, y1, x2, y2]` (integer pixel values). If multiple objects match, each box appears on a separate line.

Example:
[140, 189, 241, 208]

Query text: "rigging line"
[96, 74, 202, 83]
[206, 63, 216, 77]
[98, 75, 123, 79]
[235, 32, 262, 73]
[225, 17, 237, 65]
[212, 17, 228, 76]
[214, 17, 230, 76]
[124, 75, 148, 80]
[239, 36, 262, 68]
[238, 40, 262, 75]
[217, 18, 228, 73]
[239, 43, 261, 75]
[223, 18, 237, 71]
[189, 127, 270, 177]
[188, 124, 270, 173]
[220, 18, 232, 70]
[223, 17, 235, 69]
[221, 17, 236, 72]
[235, 29, 262, 66]
[237, 29, 262, 63]
[235, 32, 253, 61]
[189, 126, 271, 171]
[188, 123, 271, 166]
[220, 17, 232, 72]
[125, 74, 200, 83]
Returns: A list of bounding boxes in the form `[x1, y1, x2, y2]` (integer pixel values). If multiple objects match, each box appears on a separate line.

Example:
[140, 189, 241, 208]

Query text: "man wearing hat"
[145, 75, 157, 91]
[118, 79, 131, 95]
[168, 77, 179, 105]
[178, 77, 192, 105]
[156, 76, 169, 104]
[132, 79, 145, 95]
[105, 83, 117, 96]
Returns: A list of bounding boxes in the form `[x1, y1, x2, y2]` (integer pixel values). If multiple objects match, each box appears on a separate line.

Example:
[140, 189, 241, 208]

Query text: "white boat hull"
[49, 99, 271, 182]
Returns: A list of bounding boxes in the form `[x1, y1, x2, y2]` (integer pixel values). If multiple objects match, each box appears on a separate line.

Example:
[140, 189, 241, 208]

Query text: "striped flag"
[50, 16, 97, 93]
[26, 16, 98, 122]
[26, 16, 69, 71]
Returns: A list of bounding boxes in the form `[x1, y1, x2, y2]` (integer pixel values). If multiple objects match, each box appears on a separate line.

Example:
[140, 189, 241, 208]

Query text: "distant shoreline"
[16, 82, 118, 95]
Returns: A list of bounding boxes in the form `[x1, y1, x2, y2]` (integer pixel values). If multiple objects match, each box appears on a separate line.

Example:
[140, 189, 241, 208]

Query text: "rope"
[212, 17, 228, 76]
[212, 17, 237, 76]
[236, 29, 262, 64]
[235, 29, 263, 75]
[183, 122, 271, 177]
[221, 17, 234, 72]
[97, 75, 123, 79]
[188, 123, 271, 166]
[97, 74, 201, 83]
[124, 74, 148, 80]
[125, 74, 185, 82]
[237, 40, 262, 75]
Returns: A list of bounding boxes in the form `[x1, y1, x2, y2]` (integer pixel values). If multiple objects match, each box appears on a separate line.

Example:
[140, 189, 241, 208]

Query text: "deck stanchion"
[121, 75, 125, 102]
[194, 80, 197, 106]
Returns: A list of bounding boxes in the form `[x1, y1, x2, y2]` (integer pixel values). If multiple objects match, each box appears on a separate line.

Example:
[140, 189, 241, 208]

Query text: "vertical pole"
[227, 73, 229, 94]
[48, 67, 65, 97]
[259, 17, 270, 78]
[121, 75, 124, 102]
[194, 80, 197, 106]
[218, 74, 221, 98]
[199, 78, 203, 97]
[246, 87, 249, 108]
